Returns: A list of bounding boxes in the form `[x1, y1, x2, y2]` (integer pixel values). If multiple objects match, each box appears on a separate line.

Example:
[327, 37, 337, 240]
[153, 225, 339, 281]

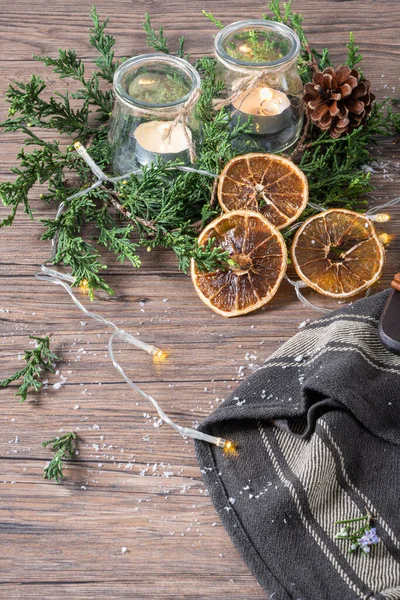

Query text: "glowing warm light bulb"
[379, 233, 391, 245]
[223, 440, 237, 456]
[153, 349, 169, 363]
[79, 279, 89, 291]
[375, 213, 390, 223]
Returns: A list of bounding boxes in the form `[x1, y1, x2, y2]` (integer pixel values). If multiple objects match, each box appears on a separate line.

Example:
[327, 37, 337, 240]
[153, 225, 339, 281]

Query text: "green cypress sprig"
[0, 3, 399, 298]
[42, 432, 77, 482]
[0, 335, 59, 402]
[143, 13, 170, 54]
[346, 32, 364, 71]
[201, 11, 224, 29]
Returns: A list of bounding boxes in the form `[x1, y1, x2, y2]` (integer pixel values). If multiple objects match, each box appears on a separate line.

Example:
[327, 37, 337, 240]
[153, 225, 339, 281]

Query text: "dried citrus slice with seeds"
[191, 210, 287, 317]
[218, 153, 308, 230]
[291, 208, 385, 298]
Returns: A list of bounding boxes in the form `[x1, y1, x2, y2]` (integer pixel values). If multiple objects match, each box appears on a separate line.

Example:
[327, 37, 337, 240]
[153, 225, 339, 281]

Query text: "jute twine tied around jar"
[213, 56, 296, 112]
[135, 87, 201, 164]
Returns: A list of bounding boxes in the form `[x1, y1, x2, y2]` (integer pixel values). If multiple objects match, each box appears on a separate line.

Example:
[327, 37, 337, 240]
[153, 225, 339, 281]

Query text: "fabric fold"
[196, 290, 400, 600]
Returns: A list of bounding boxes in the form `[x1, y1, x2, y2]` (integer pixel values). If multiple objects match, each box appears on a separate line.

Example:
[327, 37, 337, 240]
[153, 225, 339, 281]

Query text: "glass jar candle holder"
[108, 54, 202, 174]
[214, 20, 304, 153]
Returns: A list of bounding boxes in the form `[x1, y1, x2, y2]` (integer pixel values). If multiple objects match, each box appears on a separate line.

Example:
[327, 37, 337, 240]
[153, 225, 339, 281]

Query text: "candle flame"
[259, 87, 274, 102]
[158, 122, 172, 141]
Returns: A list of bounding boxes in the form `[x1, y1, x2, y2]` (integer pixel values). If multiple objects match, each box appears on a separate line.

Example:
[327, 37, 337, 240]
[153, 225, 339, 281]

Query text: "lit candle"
[133, 121, 192, 166]
[232, 86, 292, 135]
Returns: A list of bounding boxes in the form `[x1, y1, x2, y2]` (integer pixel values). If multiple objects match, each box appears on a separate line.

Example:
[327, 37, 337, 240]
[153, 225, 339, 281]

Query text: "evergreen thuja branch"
[0, 335, 59, 402]
[143, 13, 170, 53]
[143, 13, 187, 57]
[346, 32, 364, 71]
[201, 11, 224, 29]
[42, 432, 77, 482]
[266, 0, 332, 81]
[89, 6, 120, 83]
[33, 10, 118, 119]
[1, 3, 399, 296]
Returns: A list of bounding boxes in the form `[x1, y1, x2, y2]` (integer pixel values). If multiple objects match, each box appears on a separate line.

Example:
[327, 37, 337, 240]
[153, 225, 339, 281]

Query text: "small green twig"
[334, 511, 379, 555]
[0, 334, 59, 402]
[42, 432, 77, 482]
[202, 10, 224, 29]
[335, 516, 369, 526]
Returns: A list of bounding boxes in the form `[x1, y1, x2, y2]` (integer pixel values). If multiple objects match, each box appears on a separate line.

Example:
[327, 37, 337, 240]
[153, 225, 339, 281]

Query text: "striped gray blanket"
[196, 290, 400, 600]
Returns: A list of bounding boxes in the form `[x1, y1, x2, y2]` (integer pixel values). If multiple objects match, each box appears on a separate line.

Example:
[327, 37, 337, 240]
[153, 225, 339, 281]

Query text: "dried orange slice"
[218, 153, 308, 230]
[291, 209, 385, 298]
[191, 210, 287, 317]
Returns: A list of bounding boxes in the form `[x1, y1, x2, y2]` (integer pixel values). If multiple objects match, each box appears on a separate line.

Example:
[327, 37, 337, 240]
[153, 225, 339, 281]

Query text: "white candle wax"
[233, 86, 290, 116]
[231, 86, 291, 135]
[134, 121, 190, 154]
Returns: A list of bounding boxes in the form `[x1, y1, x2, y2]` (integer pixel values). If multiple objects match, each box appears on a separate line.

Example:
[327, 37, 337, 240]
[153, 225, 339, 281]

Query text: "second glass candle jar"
[214, 20, 304, 153]
[108, 54, 202, 174]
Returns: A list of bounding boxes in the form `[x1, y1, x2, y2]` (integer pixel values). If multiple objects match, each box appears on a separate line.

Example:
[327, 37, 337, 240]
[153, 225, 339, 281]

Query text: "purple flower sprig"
[334, 512, 380, 556]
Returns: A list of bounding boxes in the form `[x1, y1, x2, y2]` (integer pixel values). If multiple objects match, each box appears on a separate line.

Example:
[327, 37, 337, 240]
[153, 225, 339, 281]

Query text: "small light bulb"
[375, 213, 390, 223]
[223, 440, 237, 456]
[379, 233, 390, 245]
[153, 349, 169, 363]
[79, 279, 89, 291]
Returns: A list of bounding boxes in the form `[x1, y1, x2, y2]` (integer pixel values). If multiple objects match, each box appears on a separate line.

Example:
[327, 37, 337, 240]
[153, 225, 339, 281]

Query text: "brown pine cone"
[303, 65, 375, 138]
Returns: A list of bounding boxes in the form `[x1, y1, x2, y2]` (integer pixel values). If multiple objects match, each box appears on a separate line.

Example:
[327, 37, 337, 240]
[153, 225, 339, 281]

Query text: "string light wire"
[35, 143, 400, 445]
[36, 265, 227, 448]
[36, 143, 227, 449]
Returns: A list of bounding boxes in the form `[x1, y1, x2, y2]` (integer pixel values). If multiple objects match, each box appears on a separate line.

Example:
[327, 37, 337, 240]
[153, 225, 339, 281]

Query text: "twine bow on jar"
[213, 68, 283, 112]
[137, 87, 201, 164]
[161, 87, 201, 163]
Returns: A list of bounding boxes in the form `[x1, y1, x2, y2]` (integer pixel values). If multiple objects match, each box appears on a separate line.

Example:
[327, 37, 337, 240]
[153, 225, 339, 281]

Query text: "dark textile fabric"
[195, 290, 400, 600]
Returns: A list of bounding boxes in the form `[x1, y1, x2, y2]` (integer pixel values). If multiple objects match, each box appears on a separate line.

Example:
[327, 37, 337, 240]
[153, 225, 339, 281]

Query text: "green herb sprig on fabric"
[334, 512, 380, 556]
[42, 432, 77, 482]
[1, 2, 399, 297]
[0, 335, 59, 402]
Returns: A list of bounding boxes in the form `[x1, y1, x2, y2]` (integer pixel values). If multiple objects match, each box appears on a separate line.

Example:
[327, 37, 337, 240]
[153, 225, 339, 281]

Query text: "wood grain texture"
[0, 1, 399, 598]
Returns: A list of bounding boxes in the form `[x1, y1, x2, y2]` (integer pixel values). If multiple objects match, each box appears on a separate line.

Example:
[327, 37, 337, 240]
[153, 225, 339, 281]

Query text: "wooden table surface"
[0, 1, 399, 598]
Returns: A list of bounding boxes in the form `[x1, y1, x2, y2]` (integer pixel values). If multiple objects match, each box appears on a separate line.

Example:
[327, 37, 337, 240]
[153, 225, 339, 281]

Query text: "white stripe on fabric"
[258, 346, 400, 377]
[258, 423, 368, 600]
[381, 588, 400, 600]
[304, 313, 378, 329]
[270, 321, 400, 369]
[273, 426, 400, 593]
[320, 420, 400, 550]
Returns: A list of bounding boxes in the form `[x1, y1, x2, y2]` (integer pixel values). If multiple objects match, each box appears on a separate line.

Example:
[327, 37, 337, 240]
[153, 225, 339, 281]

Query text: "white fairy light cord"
[36, 143, 226, 450]
[35, 265, 226, 449]
[36, 142, 400, 438]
